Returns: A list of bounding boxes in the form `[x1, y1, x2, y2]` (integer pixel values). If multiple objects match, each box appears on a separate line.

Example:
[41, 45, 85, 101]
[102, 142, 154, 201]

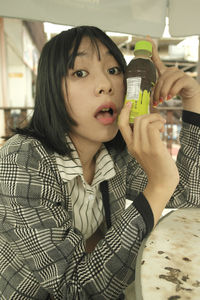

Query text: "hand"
[147, 37, 200, 114]
[118, 104, 179, 224]
[118, 104, 179, 190]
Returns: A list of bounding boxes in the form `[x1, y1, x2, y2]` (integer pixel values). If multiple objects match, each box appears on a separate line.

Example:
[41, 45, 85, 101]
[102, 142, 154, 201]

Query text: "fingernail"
[159, 97, 164, 103]
[126, 101, 132, 108]
[167, 94, 172, 100]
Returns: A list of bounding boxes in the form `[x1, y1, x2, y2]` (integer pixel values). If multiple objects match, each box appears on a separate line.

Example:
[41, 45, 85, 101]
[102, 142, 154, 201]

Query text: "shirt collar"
[55, 135, 116, 185]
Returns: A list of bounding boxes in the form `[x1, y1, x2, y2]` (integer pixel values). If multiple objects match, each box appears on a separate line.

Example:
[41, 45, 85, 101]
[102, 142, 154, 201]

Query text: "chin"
[101, 127, 118, 143]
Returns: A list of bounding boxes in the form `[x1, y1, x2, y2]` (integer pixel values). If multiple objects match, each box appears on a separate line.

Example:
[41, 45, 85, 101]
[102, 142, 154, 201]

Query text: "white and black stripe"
[55, 136, 116, 240]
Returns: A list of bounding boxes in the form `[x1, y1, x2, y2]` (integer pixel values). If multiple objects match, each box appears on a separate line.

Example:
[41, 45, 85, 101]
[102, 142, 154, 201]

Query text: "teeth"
[101, 108, 110, 112]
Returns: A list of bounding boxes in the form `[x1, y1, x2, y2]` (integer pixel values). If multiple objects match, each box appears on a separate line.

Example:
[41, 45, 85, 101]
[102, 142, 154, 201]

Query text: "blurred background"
[0, 0, 200, 160]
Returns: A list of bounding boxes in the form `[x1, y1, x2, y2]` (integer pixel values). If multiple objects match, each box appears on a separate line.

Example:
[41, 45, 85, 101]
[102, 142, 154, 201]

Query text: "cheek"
[117, 75, 125, 92]
[63, 83, 80, 115]
[121, 84, 126, 97]
[116, 79, 125, 100]
[66, 98, 80, 118]
[66, 91, 91, 120]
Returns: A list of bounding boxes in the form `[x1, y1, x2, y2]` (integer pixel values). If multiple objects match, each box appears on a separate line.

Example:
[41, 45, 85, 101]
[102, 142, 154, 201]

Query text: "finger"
[148, 120, 166, 139]
[138, 120, 165, 158]
[134, 115, 149, 153]
[146, 36, 166, 76]
[134, 114, 166, 152]
[153, 68, 185, 102]
[118, 102, 133, 146]
[135, 112, 166, 124]
[150, 86, 159, 109]
[166, 74, 193, 98]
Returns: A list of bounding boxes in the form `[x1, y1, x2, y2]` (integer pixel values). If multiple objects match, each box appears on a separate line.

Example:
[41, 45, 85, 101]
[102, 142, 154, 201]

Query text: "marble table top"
[135, 208, 200, 300]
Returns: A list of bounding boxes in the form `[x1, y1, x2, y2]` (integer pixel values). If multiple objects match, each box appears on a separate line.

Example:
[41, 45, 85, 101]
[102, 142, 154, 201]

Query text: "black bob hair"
[16, 26, 127, 155]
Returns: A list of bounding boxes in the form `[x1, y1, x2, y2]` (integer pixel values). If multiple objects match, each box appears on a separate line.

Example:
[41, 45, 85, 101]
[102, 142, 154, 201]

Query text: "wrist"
[143, 182, 178, 225]
[182, 94, 200, 114]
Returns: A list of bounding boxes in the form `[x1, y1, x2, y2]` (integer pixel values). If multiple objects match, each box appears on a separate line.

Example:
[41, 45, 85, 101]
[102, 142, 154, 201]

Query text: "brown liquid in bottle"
[124, 41, 157, 123]
[125, 58, 156, 92]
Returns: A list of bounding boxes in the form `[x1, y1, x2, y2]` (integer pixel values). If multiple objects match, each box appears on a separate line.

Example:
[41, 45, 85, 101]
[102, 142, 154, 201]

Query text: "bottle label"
[126, 77, 141, 100]
[125, 77, 150, 123]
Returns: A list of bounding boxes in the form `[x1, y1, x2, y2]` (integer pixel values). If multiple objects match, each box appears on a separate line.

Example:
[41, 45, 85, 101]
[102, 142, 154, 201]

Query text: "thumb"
[118, 102, 133, 146]
[146, 36, 166, 76]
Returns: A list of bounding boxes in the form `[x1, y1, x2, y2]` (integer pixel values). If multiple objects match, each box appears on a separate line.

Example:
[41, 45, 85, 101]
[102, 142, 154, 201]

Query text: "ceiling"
[1, 0, 200, 38]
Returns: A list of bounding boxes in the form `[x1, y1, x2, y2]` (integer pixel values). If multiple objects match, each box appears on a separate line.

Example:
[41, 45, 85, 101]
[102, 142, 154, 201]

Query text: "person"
[0, 26, 199, 300]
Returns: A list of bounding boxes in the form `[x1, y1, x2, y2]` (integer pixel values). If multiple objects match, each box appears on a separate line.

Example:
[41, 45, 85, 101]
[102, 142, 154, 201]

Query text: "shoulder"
[0, 134, 55, 171]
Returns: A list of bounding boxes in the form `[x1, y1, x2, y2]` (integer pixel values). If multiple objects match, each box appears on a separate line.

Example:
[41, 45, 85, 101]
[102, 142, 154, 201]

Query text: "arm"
[118, 107, 179, 225]
[151, 37, 200, 208]
[167, 112, 200, 208]
[151, 38, 200, 114]
[118, 39, 200, 220]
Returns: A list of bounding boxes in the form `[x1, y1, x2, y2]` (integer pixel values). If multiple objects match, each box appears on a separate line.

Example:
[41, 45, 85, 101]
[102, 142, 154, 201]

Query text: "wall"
[0, 18, 41, 141]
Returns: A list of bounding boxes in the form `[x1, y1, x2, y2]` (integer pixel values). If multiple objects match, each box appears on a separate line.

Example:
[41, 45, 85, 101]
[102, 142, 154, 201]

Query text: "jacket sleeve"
[167, 110, 200, 208]
[0, 137, 152, 300]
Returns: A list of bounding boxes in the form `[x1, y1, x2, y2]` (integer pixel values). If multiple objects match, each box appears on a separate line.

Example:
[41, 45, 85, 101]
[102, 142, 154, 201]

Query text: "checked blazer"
[0, 114, 200, 299]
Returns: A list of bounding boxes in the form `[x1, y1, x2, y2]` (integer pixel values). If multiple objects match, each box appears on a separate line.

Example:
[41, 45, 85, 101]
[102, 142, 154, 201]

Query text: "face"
[62, 37, 125, 149]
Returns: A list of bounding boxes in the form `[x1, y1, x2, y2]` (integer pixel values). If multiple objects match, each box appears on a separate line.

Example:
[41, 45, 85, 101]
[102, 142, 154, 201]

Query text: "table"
[135, 208, 200, 300]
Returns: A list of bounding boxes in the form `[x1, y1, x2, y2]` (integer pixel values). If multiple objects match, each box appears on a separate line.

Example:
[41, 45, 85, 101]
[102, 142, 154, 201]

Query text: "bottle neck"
[134, 50, 152, 59]
[134, 54, 151, 60]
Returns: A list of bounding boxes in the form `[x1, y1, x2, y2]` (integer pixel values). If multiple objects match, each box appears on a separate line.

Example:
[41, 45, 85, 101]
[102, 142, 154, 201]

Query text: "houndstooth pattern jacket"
[0, 112, 200, 299]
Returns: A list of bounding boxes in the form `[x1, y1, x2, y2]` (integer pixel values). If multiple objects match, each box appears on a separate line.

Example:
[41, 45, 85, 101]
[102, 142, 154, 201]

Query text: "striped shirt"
[55, 136, 116, 240]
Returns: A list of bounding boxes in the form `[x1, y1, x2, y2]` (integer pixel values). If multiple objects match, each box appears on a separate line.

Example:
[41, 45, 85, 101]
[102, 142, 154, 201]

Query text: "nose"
[95, 73, 113, 96]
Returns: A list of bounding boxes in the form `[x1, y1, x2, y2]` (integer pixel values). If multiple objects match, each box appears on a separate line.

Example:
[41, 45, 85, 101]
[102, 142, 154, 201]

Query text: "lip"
[94, 102, 117, 117]
[94, 102, 118, 125]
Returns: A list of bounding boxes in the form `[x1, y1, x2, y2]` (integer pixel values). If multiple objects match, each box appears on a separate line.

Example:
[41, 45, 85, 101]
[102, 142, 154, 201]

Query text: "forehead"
[75, 36, 112, 59]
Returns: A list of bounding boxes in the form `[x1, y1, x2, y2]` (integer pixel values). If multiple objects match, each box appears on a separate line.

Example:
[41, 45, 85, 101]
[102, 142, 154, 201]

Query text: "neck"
[69, 135, 102, 184]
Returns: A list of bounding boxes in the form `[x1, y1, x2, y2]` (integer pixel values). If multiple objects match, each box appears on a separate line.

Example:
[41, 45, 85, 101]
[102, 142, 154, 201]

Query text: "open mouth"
[99, 107, 114, 115]
[94, 104, 117, 125]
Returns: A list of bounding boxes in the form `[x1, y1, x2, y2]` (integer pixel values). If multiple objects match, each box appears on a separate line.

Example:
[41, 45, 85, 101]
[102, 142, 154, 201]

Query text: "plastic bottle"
[124, 40, 157, 123]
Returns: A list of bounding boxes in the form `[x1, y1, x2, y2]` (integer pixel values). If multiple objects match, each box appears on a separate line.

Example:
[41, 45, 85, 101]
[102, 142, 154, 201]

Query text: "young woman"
[0, 26, 199, 300]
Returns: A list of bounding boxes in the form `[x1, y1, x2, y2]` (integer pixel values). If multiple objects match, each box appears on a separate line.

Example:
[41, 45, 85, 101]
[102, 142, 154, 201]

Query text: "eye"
[73, 70, 88, 78]
[108, 66, 121, 75]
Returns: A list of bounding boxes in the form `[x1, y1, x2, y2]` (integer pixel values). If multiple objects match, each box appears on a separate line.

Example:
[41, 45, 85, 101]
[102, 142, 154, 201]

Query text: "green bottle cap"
[134, 40, 152, 56]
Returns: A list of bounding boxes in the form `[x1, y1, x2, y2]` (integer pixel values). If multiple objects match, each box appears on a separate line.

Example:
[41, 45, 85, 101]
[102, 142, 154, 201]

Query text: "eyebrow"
[68, 49, 113, 69]
[76, 50, 112, 58]
[76, 51, 88, 57]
